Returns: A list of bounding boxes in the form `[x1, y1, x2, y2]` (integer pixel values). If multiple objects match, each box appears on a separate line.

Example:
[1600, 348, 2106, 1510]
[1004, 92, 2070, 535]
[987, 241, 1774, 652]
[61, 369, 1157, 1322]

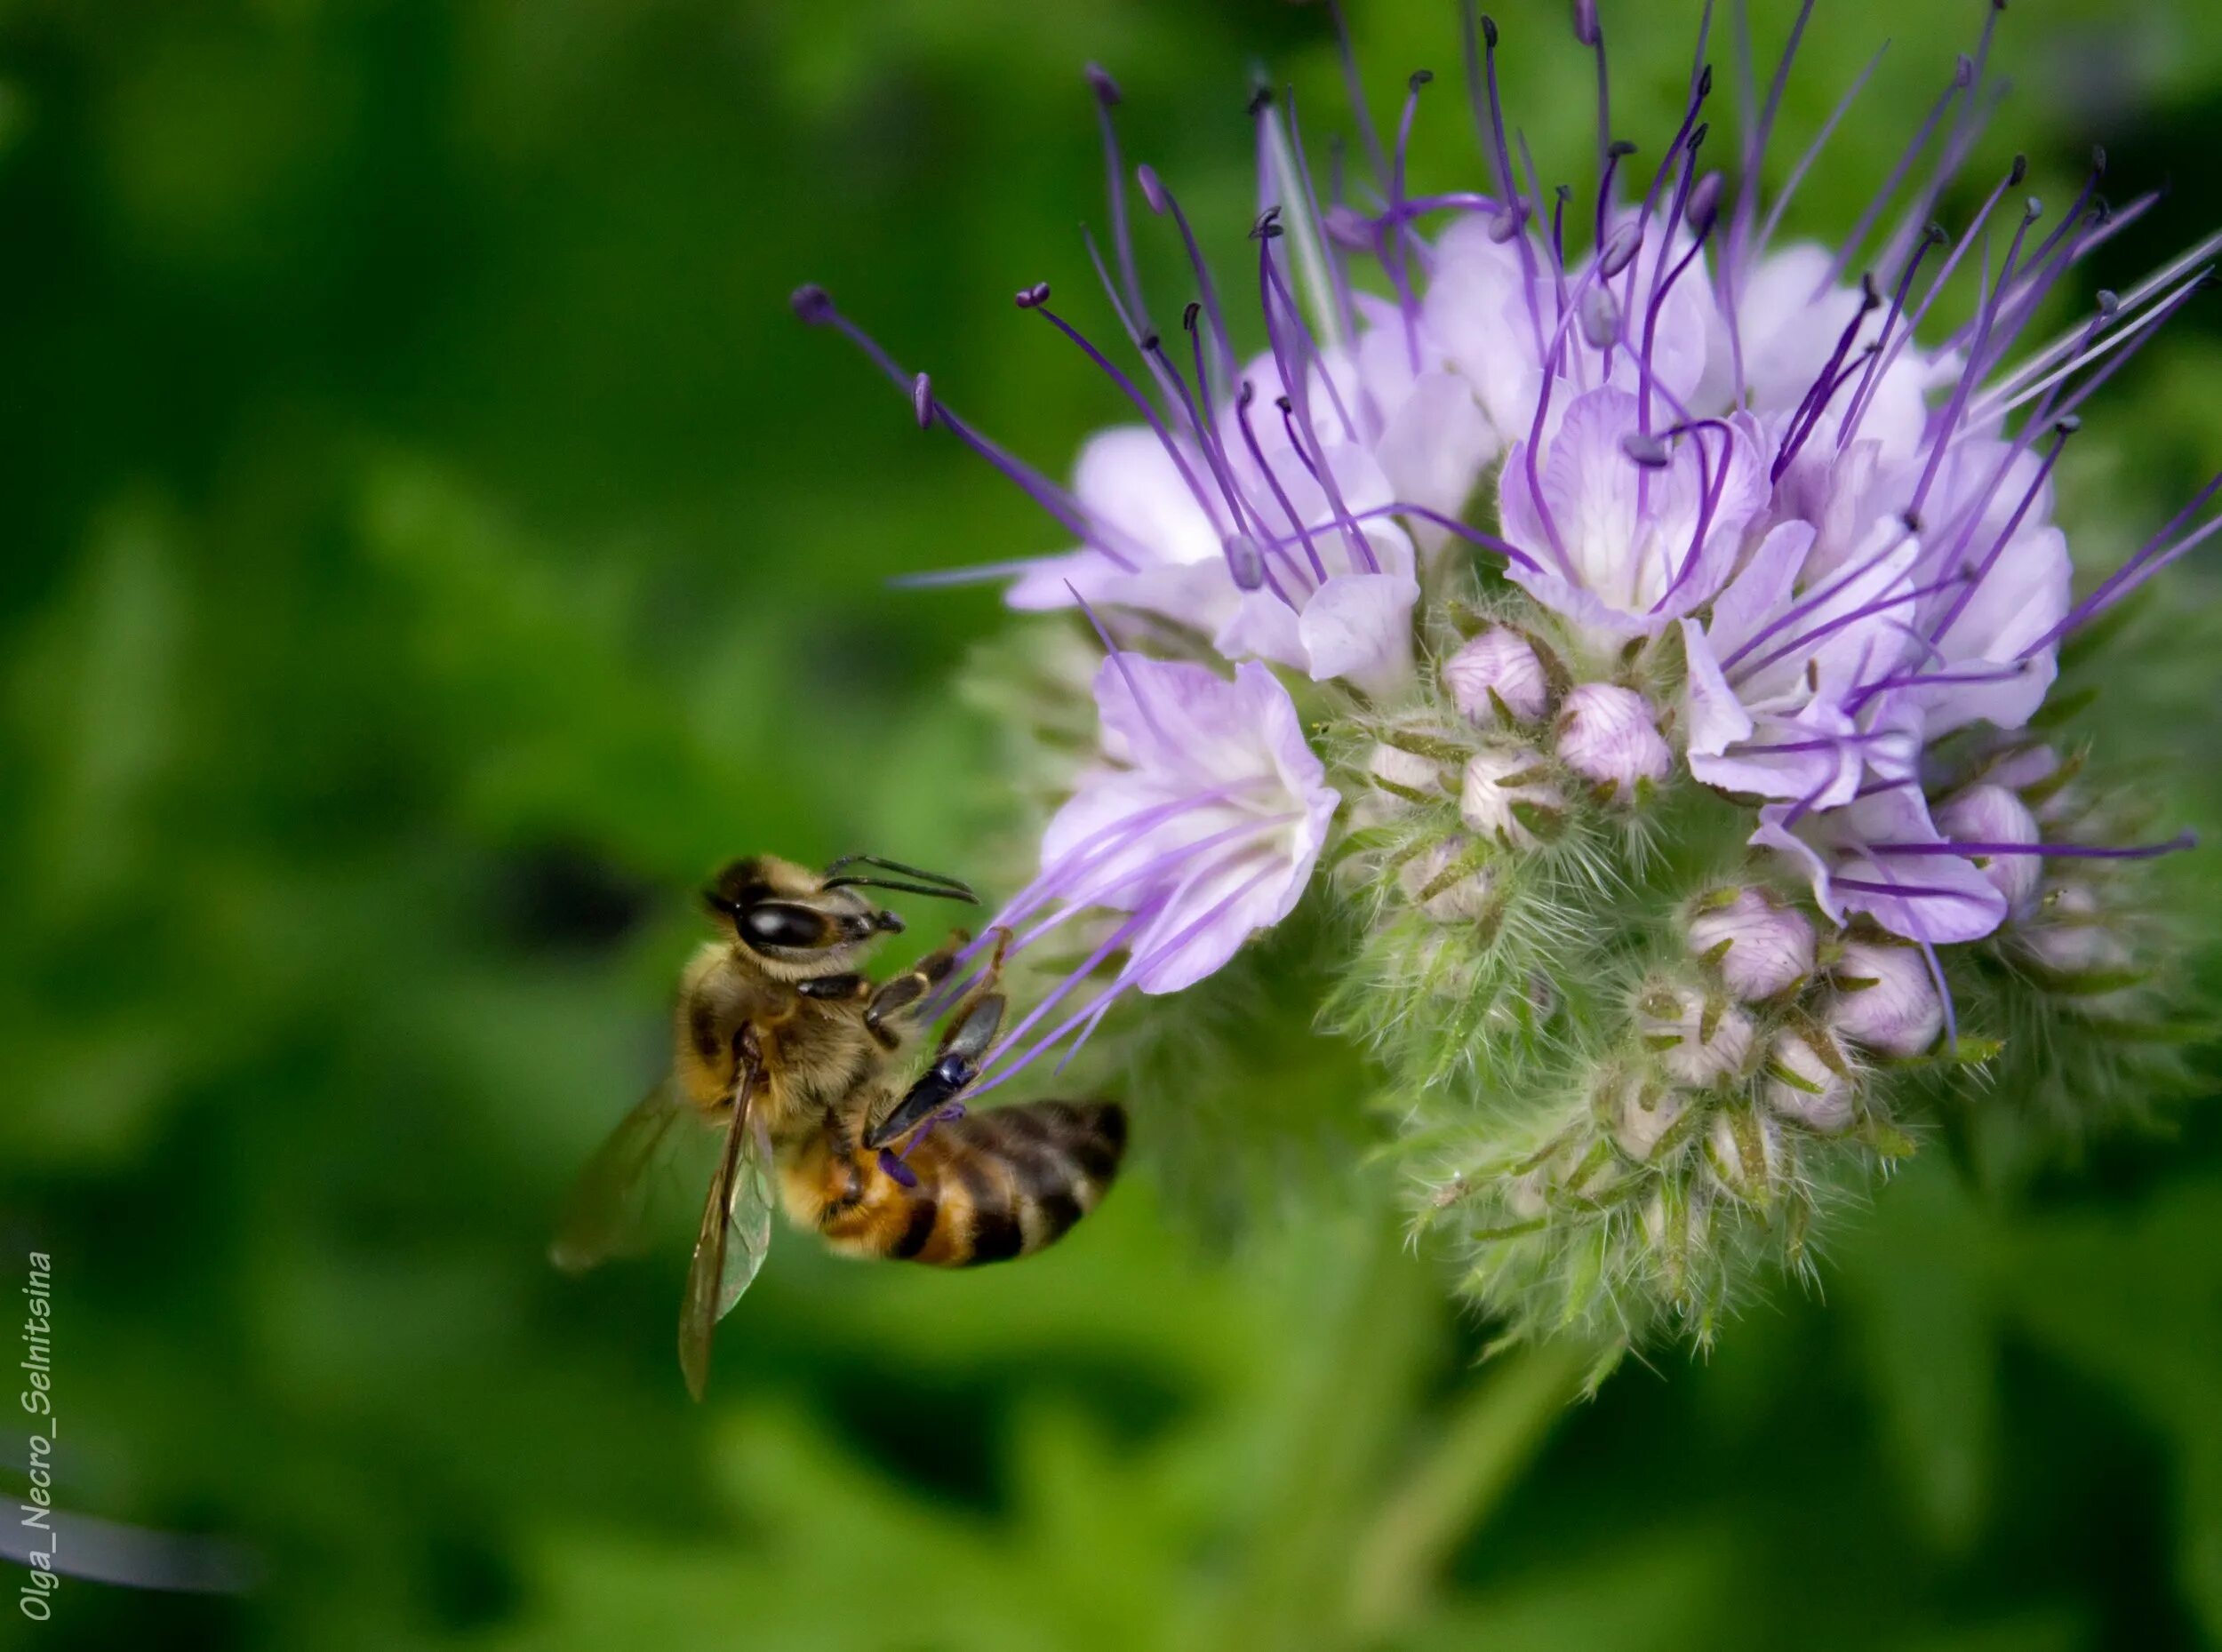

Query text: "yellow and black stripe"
[815, 1100, 1125, 1265]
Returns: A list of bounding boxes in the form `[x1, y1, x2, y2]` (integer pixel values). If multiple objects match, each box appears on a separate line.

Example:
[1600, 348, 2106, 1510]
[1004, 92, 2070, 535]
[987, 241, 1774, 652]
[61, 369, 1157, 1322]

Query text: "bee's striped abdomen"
[817, 1099, 1125, 1266]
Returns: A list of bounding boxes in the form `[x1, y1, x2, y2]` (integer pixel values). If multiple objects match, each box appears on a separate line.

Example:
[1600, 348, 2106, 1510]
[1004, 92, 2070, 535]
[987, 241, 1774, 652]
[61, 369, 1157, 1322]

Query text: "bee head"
[702, 855, 906, 980]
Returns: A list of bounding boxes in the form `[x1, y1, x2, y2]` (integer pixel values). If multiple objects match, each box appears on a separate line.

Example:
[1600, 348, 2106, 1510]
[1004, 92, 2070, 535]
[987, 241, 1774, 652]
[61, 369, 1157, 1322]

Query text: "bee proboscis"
[553, 853, 1127, 1398]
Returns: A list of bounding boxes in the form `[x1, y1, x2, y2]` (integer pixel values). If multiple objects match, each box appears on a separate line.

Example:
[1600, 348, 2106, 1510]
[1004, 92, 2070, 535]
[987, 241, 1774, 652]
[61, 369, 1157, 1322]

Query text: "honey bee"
[552, 853, 1127, 1399]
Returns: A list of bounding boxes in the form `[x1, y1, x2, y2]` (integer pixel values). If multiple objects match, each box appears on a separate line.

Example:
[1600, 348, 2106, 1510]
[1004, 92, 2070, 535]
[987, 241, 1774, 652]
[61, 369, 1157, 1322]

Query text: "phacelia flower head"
[801, 0, 2217, 1373]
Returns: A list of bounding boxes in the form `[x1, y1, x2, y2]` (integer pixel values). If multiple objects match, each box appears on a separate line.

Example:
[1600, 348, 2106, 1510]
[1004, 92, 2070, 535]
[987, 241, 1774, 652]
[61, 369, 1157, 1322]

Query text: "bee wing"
[677, 1050, 777, 1402]
[550, 1078, 699, 1274]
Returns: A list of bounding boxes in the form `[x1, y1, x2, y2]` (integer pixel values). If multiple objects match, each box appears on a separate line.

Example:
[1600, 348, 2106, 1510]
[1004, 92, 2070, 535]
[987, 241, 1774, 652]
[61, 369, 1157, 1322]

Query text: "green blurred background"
[5, 0, 2222, 1647]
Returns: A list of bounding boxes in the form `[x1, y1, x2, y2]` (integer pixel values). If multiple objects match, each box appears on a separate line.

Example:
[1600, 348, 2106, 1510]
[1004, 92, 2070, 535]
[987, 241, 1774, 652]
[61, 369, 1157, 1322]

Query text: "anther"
[1697, 65, 1714, 100]
[1247, 84, 1275, 117]
[1598, 219, 1644, 277]
[790, 283, 835, 323]
[1622, 431, 1672, 469]
[2054, 414, 2082, 435]
[1902, 509, 1924, 533]
[2096, 289, 2121, 318]
[1225, 534, 1267, 591]
[1572, 0, 1600, 45]
[1138, 331, 1162, 353]
[1182, 300, 1202, 332]
[1409, 68, 1435, 92]
[1274, 394, 1293, 414]
[1608, 139, 1637, 159]
[2090, 145, 2107, 176]
[1015, 282, 1051, 309]
[1251, 205, 1284, 240]
[1954, 54, 1976, 90]
[1481, 14, 1499, 49]
[2009, 153, 2027, 186]
[1685, 171, 1725, 237]
[1136, 164, 1169, 214]
[1579, 283, 1620, 349]
[910, 372, 935, 429]
[1085, 62, 1122, 107]
[1324, 204, 1375, 250]
[2023, 195, 2043, 223]
[1488, 201, 1528, 243]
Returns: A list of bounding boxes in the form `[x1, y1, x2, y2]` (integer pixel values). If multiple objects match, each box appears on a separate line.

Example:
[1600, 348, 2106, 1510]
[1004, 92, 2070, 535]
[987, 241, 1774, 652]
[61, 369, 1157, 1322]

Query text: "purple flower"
[1499, 387, 1766, 641]
[957, 651, 1339, 1094]
[1755, 786, 2008, 946]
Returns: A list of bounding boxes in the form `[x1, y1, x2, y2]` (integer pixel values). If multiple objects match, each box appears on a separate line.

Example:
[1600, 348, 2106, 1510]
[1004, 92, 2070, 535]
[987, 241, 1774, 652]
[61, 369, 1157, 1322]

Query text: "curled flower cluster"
[803, 2, 2212, 1358]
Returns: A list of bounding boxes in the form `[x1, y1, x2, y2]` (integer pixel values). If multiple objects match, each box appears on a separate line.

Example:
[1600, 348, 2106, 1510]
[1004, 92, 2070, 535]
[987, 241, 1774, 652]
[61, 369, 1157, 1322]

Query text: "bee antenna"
[821, 874, 981, 905]
[821, 855, 979, 904]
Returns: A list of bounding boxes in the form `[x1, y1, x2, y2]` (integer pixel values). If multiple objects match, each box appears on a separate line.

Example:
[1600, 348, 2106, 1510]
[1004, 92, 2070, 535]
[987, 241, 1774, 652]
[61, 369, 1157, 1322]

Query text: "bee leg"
[796, 972, 869, 1002]
[865, 987, 1008, 1151]
[861, 930, 971, 1050]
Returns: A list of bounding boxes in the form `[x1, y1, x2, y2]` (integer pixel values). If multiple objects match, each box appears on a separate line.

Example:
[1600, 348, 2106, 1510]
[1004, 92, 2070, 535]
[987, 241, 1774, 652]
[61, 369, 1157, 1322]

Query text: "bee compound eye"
[741, 903, 828, 950]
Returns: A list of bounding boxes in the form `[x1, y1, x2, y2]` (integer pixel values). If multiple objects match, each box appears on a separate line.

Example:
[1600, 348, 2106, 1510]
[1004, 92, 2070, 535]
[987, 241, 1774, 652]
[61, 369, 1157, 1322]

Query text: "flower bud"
[1761, 1029, 1857, 1135]
[1443, 627, 1550, 725]
[1397, 834, 1495, 923]
[1460, 744, 1564, 850]
[1601, 1068, 1690, 1161]
[1555, 683, 1671, 804]
[1368, 740, 1449, 799]
[1687, 888, 1814, 1001]
[1826, 940, 1943, 1057]
[1636, 982, 1754, 1088]
[1705, 1105, 1788, 1205]
[1938, 784, 2042, 919]
[2022, 881, 2132, 978]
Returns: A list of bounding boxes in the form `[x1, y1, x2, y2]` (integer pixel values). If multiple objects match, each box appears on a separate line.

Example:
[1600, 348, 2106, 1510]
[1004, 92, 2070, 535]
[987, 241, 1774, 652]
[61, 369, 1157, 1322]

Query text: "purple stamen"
[1031, 294, 1228, 539]
[1906, 196, 2046, 522]
[1818, 55, 1969, 294]
[1772, 273, 1881, 483]
[1927, 420, 2074, 647]
[1328, 0, 1393, 190]
[1255, 238, 1374, 570]
[1842, 660, 2032, 714]
[1138, 165, 1240, 391]
[1462, 5, 1551, 360]
[797, 286, 1133, 568]
[1735, 0, 1826, 267]
[2029, 474, 2222, 654]
[1086, 63, 1149, 331]
[1835, 224, 1946, 452]
[1732, 569, 1971, 683]
[1234, 380, 1331, 584]
[1871, 833, 2196, 862]
[1651, 418, 1734, 612]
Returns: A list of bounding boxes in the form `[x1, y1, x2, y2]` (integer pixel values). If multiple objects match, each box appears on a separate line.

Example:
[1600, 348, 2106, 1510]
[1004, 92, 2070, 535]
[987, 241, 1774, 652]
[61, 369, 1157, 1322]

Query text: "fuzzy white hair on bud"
[1444, 627, 1551, 725]
[1459, 744, 1565, 850]
[1827, 940, 1945, 1057]
[1637, 982, 1755, 1088]
[1397, 834, 1496, 923]
[1762, 1029, 1858, 1135]
[1555, 683, 1670, 804]
[1603, 1069, 1691, 1160]
[1705, 1105, 1789, 1205]
[1688, 888, 1816, 1001]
